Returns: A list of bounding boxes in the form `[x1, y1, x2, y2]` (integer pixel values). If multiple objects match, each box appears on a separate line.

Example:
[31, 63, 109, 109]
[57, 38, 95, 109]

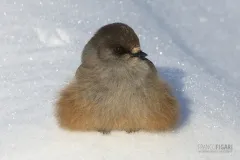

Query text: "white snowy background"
[1, 0, 239, 159]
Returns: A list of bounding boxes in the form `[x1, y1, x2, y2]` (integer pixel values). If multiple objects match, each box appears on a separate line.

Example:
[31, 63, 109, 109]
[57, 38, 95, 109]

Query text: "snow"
[0, 0, 239, 159]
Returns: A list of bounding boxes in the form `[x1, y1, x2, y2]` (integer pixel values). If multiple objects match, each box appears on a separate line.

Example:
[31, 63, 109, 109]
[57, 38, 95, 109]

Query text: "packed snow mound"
[0, 0, 239, 160]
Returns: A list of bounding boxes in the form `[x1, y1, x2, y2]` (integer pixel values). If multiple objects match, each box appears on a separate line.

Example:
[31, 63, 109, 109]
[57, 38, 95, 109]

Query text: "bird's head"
[90, 22, 148, 61]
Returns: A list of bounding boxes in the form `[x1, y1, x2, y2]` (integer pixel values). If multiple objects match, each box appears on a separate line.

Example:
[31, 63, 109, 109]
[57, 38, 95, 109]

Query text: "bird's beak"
[137, 51, 148, 58]
[131, 47, 148, 59]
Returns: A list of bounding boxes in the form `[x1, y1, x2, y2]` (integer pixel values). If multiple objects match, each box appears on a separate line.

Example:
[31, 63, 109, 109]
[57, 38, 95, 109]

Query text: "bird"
[55, 22, 179, 134]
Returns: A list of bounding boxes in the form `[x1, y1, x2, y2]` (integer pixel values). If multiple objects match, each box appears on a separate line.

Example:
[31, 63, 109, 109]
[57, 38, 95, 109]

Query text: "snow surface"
[1, 0, 240, 159]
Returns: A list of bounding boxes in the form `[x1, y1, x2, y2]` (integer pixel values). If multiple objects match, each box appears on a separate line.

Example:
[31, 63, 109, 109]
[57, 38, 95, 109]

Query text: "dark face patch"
[113, 46, 128, 55]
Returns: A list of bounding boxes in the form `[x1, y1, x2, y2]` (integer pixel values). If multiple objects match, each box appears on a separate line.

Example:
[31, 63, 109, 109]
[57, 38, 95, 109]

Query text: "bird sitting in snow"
[55, 22, 179, 134]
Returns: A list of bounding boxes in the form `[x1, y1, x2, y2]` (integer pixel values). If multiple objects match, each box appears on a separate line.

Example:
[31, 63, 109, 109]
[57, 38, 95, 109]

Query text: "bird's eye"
[114, 46, 126, 54]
